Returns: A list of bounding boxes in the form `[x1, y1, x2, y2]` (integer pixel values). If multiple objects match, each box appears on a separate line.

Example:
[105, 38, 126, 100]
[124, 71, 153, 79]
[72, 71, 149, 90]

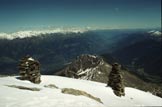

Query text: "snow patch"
[89, 55, 97, 59]
[28, 57, 34, 61]
[98, 71, 102, 74]
[148, 30, 162, 36]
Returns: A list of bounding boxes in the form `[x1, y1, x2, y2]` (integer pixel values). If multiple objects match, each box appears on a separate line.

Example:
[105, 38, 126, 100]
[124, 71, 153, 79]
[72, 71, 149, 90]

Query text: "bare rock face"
[61, 88, 103, 103]
[18, 55, 41, 84]
[57, 54, 111, 83]
[108, 63, 125, 97]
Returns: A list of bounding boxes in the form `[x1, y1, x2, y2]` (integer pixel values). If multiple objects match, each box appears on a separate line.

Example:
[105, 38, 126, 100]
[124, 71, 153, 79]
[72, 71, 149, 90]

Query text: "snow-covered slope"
[0, 75, 162, 107]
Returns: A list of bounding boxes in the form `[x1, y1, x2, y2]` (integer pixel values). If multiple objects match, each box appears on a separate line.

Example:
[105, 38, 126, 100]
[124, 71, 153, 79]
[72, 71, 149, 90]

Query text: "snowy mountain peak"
[148, 30, 162, 36]
[0, 28, 87, 40]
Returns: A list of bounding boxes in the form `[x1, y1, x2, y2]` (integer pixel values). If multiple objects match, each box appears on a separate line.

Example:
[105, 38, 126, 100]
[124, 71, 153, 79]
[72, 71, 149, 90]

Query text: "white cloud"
[0, 28, 88, 40]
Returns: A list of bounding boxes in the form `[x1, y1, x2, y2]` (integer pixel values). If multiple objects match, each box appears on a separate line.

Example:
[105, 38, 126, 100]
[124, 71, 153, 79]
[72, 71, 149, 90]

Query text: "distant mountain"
[0, 31, 102, 74]
[0, 28, 87, 40]
[111, 31, 162, 83]
[0, 28, 161, 83]
[148, 30, 162, 37]
[0, 29, 138, 75]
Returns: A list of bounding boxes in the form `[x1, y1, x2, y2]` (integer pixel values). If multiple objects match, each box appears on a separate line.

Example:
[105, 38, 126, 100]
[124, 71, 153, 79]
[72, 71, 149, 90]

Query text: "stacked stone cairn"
[19, 55, 41, 84]
[107, 63, 125, 97]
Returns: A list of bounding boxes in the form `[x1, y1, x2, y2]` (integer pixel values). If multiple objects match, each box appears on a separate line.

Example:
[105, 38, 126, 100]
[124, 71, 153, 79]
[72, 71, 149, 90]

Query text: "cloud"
[0, 28, 87, 40]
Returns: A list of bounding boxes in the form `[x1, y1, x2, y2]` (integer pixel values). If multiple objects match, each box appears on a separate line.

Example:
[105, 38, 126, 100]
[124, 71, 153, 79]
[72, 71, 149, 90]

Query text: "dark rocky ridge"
[56, 54, 162, 98]
[56, 54, 111, 83]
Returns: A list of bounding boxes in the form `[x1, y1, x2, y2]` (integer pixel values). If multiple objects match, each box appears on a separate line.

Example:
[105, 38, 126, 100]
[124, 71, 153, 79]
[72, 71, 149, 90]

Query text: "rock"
[18, 55, 41, 84]
[61, 88, 103, 103]
[5, 85, 41, 91]
[44, 84, 59, 89]
[108, 63, 125, 97]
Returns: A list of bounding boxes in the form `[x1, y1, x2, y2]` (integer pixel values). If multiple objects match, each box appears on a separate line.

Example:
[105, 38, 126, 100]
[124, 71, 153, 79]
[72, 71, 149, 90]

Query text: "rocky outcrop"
[44, 84, 59, 89]
[108, 63, 125, 97]
[18, 55, 41, 84]
[61, 88, 103, 103]
[5, 85, 41, 91]
[152, 88, 162, 98]
[57, 54, 111, 83]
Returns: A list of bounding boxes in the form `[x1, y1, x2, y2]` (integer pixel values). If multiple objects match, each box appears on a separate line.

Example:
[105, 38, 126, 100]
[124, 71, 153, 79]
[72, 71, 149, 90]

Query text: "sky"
[0, 0, 161, 32]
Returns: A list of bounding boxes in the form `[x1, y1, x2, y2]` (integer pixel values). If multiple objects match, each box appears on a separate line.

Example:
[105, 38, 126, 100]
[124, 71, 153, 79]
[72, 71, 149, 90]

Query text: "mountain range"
[0, 28, 87, 40]
[0, 28, 161, 84]
[111, 30, 162, 82]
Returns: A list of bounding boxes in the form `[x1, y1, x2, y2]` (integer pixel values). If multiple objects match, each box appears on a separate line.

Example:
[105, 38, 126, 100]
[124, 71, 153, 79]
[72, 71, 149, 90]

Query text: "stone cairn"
[107, 63, 125, 97]
[18, 55, 41, 84]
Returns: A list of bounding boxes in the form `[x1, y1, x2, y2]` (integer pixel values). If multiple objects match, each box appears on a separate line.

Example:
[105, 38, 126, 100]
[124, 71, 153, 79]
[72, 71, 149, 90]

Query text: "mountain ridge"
[0, 29, 161, 87]
[0, 28, 87, 40]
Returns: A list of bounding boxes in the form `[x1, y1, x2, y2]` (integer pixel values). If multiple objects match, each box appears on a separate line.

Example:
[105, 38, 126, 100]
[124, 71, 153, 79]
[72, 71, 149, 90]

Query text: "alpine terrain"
[0, 75, 162, 107]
